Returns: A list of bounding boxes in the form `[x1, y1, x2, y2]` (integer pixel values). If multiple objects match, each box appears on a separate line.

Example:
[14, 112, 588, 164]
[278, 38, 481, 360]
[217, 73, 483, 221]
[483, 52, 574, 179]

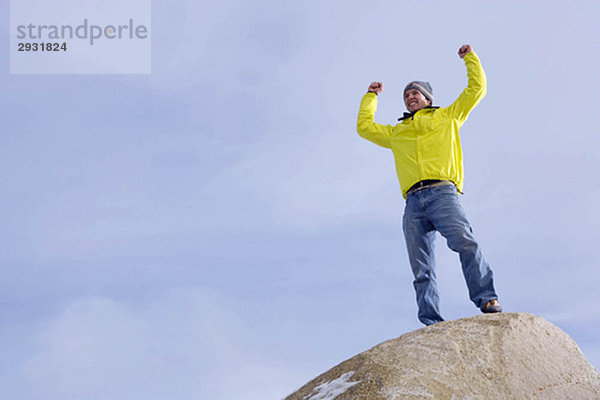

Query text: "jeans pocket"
[431, 184, 457, 197]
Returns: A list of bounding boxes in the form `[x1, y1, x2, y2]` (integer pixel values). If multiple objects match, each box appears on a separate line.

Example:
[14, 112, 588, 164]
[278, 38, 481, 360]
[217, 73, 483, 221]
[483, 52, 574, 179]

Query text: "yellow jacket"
[357, 52, 486, 199]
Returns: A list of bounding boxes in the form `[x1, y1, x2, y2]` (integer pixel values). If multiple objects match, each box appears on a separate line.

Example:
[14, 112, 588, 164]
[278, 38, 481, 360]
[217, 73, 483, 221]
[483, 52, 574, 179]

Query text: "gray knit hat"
[404, 81, 434, 103]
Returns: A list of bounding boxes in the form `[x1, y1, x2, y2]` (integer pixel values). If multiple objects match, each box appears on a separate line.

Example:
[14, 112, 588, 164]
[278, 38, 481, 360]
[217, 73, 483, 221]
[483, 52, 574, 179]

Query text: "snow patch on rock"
[303, 371, 360, 400]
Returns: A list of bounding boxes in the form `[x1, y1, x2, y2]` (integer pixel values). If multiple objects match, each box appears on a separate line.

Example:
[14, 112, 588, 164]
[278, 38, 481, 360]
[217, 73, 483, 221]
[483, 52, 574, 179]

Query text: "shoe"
[481, 299, 502, 314]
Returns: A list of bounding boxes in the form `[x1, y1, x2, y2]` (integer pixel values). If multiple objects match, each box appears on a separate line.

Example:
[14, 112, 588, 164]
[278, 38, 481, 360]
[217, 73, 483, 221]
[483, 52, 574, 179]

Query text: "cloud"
[17, 288, 299, 400]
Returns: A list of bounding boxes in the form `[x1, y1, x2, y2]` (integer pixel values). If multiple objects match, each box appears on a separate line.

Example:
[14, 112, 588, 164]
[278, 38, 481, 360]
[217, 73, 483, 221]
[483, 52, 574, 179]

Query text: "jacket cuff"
[464, 51, 477, 60]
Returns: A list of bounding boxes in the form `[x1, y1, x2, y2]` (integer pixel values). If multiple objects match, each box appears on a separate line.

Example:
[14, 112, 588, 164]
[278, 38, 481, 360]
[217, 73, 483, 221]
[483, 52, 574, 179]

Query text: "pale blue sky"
[2, 1, 600, 399]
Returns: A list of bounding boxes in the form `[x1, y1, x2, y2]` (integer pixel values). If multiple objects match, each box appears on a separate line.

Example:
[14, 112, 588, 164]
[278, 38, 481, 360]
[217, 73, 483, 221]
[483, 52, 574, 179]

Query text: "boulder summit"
[285, 313, 600, 399]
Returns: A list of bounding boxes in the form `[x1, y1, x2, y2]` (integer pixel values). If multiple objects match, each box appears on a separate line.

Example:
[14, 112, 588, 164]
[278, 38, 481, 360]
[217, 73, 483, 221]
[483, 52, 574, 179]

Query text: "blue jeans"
[402, 184, 498, 326]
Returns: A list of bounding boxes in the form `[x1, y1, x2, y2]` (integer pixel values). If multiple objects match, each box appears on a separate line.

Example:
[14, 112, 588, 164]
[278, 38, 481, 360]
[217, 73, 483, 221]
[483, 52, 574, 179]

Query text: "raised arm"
[356, 82, 393, 149]
[445, 45, 487, 124]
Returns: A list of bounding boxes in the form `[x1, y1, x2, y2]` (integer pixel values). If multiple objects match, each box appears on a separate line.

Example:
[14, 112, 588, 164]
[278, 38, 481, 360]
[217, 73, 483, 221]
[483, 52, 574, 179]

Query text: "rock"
[284, 313, 600, 400]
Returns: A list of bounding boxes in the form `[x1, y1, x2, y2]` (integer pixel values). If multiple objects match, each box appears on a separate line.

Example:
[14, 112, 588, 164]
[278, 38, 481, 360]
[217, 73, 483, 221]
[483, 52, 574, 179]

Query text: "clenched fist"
[458, 44, 473, 59]
[368, 81, 383, 95]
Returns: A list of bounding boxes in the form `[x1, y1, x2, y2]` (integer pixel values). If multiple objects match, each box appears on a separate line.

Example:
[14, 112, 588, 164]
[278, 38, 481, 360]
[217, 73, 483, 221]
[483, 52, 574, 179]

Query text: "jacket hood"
[398, 106, 440, 121]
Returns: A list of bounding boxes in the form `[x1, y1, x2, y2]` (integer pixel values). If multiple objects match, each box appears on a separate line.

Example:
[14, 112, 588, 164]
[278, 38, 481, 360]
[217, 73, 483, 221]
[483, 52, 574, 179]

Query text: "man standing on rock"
[356, 44, 501, 326]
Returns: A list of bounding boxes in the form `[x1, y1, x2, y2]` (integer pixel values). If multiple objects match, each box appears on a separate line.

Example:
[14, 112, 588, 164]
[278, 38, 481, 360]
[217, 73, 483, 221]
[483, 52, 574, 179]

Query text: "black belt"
[407, 180, 453, 195]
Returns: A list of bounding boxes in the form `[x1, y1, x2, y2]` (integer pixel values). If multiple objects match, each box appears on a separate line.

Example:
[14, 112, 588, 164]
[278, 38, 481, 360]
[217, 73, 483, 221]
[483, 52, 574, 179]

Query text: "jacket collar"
[398, 106, 440, 121]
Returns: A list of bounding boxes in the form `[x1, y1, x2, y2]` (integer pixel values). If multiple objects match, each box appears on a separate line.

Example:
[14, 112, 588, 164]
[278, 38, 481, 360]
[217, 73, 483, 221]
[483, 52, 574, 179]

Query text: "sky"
[1, 0, 600, 399]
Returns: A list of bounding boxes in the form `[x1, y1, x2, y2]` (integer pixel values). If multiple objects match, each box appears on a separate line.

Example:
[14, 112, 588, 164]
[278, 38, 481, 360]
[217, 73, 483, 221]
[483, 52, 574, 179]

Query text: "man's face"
[404, 89, 431, 113]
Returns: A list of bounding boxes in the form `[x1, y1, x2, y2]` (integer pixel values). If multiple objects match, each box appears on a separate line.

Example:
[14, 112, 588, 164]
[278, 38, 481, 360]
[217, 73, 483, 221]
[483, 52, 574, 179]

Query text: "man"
[356, 44, 501, 326]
